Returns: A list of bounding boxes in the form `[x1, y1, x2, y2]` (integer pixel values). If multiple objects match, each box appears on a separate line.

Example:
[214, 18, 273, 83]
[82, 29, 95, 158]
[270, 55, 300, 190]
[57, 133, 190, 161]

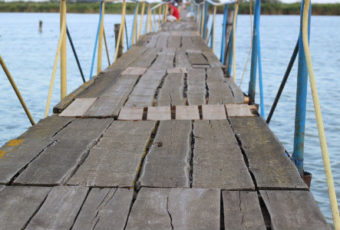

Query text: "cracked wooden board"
[14, 119, 113, 185]
[121, 67, 147, 75]
[201, 104, 227, 120]
[72, 188, 133, 230]
[207, 67, 234, 104]
[59, 98, 97, 117]
[223, 191, 266, 230]
[226, 104, 254, 117]
[0, 186, 51, 230]
[229, 117, 307, 189]
[158, 73, 186, 106]
[0, 116, 73, 184]
[176, 105, 200, 120]
[187, 68, 206, 105]
[147, 106, 171, 120]
[193, 120, 254, 190]
[25, 186, 88, 230]
[260, 190, 329, 230]
[139, 121, 191, 188]
[118, 107, 144, 120]
[175, 50, 191, 68]
[125, 188, 220, 230]
[68, 121, 156, 187]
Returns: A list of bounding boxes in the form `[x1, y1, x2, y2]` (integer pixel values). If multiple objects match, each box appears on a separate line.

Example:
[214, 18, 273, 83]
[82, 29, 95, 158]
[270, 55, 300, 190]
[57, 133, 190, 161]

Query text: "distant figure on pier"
[39, 20, 43, 33]
[168, 2, 180, 21]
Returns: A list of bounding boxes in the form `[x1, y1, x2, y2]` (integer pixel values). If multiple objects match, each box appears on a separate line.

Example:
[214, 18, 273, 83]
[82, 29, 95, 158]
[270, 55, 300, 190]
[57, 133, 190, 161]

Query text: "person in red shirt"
[169, 3, 180, 20]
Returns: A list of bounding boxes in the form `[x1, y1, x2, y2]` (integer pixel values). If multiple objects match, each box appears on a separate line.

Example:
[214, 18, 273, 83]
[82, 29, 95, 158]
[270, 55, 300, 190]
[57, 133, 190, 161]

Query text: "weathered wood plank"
[147, 106, 171, 120]
[229, 117, 307, 189]
[0, 116, 73, 184]
[131, 48, 159, 68]
[68, 121, 156, 187]
[223, 191, 266, 230]
[121, 67, 147, 75]
[175, 50, 192, 68]
[225, 78, 245, 103]
[118, 107, 144, 120]
[14, 119, 112, 185]
[25, 186, 88, 230]
[59, 98, 97, 117]
[207, 67, 234, 104]
[167, 35, 181, 49]
[193, 120, 254, 190]
[158, 73, 186, 106]
[260, 190, 329, 230]
[176, 105, 200, 120]
[167, 67, 187, 74]
[139, 120, 191, 187]
[72, 188, 133, 230]
[0, 186, 50, 230]
[226, 104, 254, 117]
[202, 104, 227, 120]
[187, 52, 209, 65]
[125, 188, 220, 230]
[187, 68, 206, 105]
[149, 53, 175, 71]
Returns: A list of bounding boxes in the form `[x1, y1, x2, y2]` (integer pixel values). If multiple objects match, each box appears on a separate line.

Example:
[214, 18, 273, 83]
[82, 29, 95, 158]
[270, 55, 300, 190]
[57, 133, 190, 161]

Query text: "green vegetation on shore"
[0, 1, 340, 15]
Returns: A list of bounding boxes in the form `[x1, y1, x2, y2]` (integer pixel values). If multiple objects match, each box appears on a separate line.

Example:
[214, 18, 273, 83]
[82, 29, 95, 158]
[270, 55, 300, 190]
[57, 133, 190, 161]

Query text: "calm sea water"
[0, 12, 339, 224]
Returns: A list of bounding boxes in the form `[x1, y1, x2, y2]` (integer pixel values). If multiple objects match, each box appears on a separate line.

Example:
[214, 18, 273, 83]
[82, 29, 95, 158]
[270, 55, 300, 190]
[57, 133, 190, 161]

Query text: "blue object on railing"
[292, 0, 311, 176]
[89, 1, 103, 80]
[248, 0, 261, 104]
[220, 5, 228, 63]
[129, 2, 139, 50]
[258, 31, 264, 117]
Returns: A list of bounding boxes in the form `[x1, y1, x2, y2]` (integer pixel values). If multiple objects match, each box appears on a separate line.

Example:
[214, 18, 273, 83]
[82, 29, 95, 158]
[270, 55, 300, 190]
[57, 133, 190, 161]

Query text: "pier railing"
[0, 0, 339, 228]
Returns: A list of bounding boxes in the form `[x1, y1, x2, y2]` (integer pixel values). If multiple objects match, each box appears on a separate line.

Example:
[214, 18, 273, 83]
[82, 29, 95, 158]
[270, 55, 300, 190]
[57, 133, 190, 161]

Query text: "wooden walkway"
[0, 15, 330, 230]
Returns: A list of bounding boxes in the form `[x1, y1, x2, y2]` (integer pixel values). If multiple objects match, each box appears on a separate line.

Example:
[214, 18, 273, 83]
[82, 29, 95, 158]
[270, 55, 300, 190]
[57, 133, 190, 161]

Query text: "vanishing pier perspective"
[0, 0, 339, 229]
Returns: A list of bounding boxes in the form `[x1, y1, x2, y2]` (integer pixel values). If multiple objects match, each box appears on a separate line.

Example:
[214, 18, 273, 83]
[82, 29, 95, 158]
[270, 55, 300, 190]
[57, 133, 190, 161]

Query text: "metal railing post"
[248, 0, 261, 104]
[97, 1, 105, 75]
[138, 1, 146, 39]
[203, 2, 208, 39]
[60, 0, 67, 99]
[220, 5, 228, 63]
[292, 0, 311, 176]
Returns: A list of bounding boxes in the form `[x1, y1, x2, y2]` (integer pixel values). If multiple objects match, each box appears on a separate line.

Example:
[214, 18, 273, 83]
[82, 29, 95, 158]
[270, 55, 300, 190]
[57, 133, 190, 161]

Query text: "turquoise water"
[0, 12, 339, 224]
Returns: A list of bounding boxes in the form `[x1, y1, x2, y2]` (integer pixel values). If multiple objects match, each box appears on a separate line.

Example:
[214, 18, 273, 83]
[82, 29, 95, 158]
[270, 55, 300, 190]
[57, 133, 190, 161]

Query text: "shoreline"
[0, 2, 340, 15]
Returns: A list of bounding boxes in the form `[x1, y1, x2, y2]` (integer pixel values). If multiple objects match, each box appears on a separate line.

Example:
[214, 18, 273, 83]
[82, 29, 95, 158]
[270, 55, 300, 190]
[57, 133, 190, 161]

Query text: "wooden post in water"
[223, 9, 234, 71]
[114, 24, 123, 58]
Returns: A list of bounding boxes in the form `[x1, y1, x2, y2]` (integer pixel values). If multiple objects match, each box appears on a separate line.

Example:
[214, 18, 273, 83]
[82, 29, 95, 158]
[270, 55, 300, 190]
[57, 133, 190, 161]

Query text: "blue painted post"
[220, 5, 228, 62]
[257, 15, 264, 117]
[248, 0, 261, 104]
[200, 4, 203, 36]
[210, 21, 214, 49]
[227, 30, 233, 74]
[292, 0, 311, 176]
[129, 2, 139, 50]
[203, 2, 208, 39]
[89, 1, 103, 80]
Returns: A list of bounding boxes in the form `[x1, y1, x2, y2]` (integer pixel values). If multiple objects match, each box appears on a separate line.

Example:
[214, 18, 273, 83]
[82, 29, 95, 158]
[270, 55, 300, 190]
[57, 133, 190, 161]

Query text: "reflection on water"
[0, 12, 339, 224]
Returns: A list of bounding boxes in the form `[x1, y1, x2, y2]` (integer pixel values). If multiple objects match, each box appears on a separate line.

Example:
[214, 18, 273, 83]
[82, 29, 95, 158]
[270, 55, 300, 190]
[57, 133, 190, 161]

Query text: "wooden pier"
[0, 15, 330, 229]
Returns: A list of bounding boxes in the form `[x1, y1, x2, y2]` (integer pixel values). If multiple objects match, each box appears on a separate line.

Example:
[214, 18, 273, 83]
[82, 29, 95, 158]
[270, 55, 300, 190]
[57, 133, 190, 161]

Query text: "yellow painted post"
[148, 6, 152, 33]
[212, 5, 217, 52]
[232, 2, 239, 83]
[302, 1, 340, 229]
[60, 0, 67, 100]
[97, 1, 105, 75]
[137, 1, 146, 40]
[132, 3, 139, 45]
[114, 0, 126, 62]
[158, 6, 162, 27]
[145, 4, 151, 33]
[0, 56, 35, 125]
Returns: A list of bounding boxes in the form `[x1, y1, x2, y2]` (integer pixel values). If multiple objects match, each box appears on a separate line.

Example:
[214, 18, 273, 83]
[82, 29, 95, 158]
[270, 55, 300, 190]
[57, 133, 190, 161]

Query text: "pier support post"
[223, 8, 233, 68]
[115, 24, 123, 59]
[97, 1, 105, 75]
[60, 0, 67, 100]
[292, 0, 311, 176]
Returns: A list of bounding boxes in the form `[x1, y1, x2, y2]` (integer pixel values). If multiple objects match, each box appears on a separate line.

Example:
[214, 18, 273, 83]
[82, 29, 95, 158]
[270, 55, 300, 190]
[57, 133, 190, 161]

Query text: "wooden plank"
[167, 35, 181, 49]
[131, 48, 159, 68]
[207, 67, 234, 104]
[187, 52, 209, 65]
[181, 36, 195, 49]
[125, 188, 220, 230]
[139, 120, 191, 187]
[0, 116, 73, 184]
[14, 119, 113, 185]
[167, 67, 187, 74]
[176, 105, 200, 120]
[0, 186, 50, 230]
[156, 35, 168, 48]
[175, 50, 191, 68]
[226, 104, 254, 117]
[229, 117, 307, 189]
[59, 98, 97, 117]
[193, 120, 254, 190]
[118, 107, 144, 120]
[187, 68, 206, 105]
[72, 188, 133, 230]
[225, 78, 245, 103]
[223, 191, 266, 230]
[260, 190, 329, 230]
[158, 73, 186, 106]
[121, 67, 147, 75]
[149, 53, 175, 71]
[147, 106, 171, 120]
[68, 121, 156, 187]
[202, 104, 227, 120]
[25, 186, 88, 230]
[203, 51, 223, 67]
